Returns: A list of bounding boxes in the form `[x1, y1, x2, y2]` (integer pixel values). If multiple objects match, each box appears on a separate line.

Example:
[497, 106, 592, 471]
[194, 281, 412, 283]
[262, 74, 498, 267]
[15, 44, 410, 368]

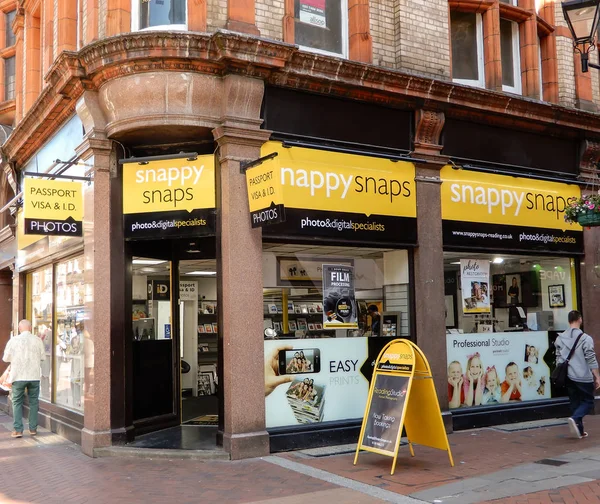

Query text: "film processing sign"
[23, 178, 83, 237]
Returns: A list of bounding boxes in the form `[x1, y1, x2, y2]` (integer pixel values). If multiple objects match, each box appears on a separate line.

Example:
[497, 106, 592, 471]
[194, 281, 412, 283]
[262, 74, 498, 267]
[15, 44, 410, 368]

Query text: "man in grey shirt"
[555, 310, 600, 439]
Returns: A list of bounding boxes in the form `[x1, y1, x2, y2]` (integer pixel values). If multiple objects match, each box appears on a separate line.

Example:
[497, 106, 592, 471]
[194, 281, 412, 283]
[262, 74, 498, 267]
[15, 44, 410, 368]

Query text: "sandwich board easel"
[354, 339, 454, 475]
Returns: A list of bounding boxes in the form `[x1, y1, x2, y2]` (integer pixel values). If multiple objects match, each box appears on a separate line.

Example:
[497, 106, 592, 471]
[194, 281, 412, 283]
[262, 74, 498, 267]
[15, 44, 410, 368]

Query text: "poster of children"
[446, 331, 551, 409]
[460, 259, 491, 314]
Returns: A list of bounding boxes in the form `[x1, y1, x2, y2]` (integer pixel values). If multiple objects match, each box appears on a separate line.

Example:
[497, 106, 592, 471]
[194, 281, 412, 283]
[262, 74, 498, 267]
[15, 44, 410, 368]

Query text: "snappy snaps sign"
[24, 178, 83, 237]
[440, 166, 583, 253]
[122, 155, 216, 239]
[257, 142, 417, 245]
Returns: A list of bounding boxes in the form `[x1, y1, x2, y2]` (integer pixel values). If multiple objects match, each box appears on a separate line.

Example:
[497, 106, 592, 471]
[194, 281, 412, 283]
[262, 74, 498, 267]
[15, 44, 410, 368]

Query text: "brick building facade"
[0, 0, 598, 460]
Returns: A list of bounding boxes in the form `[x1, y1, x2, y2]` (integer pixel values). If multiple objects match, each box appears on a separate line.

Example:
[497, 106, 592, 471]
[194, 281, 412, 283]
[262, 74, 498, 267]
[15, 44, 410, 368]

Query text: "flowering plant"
[564, 193, 600, 225]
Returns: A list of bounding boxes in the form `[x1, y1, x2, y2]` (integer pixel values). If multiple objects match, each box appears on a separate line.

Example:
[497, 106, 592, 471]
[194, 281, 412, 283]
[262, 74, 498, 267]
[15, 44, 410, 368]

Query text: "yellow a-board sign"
[354, 339, 454, 475]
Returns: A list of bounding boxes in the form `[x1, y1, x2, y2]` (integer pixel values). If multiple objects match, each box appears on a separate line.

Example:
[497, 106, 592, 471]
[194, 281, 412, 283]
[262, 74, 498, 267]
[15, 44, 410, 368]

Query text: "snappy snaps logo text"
[123, 156, 215, 215]
[441, 166, 581, 231]
[260, 142, 417, 218]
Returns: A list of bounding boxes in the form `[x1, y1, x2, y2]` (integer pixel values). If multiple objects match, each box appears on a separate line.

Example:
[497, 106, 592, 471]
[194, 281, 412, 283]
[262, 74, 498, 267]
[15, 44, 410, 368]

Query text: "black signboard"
[442, 220, 583, 255]
[361, 373, 410, 454]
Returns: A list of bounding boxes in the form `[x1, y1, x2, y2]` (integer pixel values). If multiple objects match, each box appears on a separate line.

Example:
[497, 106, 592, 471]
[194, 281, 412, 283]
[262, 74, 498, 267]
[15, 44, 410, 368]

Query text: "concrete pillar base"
[222, 430, 270, 460]
[81, 428, 112, 457]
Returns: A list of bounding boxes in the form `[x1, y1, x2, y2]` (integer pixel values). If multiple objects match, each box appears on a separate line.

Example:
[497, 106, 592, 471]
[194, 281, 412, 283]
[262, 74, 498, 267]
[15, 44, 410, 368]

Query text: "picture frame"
[297, 318, 308, 330]
[201, 303, 216, 315]
[548, 284, 566, 308]
[204, 323, 213, 333]
[315, 323, 323, 330]
[288, 321, 298, 332]
[198, 325, 205, 334]
[268, 304, 278, 314]
[198, 373, 214, 396]
[212, 322, 218, 333]
[273, 322, 281, 332]
[308, 323, 316, 331]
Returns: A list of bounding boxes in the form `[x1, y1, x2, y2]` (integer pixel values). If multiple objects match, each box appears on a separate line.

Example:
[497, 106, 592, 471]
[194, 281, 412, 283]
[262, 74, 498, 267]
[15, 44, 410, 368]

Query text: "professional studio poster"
[264, 337, 395, 428]
[361, 374, 409, 455]
[121, 155, 216, 239]
[460, 259, 490, 314]
[322, 264, 358, 328]
[446, 331, 551, 409]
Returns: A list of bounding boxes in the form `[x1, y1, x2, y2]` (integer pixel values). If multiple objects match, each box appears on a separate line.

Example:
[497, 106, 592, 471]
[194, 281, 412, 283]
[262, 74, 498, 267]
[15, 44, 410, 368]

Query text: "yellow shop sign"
[254, 143, 417, 246]
[122, 155, 216, 239]
[23, 178, 83, 237]
[441, 166, 581, 231]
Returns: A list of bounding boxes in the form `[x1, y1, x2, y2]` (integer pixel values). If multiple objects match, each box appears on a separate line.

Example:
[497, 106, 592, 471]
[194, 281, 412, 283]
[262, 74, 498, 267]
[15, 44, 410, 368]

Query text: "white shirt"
[2, 331, 46, 382]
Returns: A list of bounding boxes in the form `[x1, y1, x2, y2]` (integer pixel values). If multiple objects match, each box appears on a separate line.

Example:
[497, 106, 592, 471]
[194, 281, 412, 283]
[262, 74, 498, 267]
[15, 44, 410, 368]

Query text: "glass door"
[131, 254, 181, 427]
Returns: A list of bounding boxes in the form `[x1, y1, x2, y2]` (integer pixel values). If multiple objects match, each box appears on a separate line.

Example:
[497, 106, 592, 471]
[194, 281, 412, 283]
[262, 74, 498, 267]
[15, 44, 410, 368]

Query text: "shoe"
[582, 432, 589, 438]
[568, 417, 582, 439]
[10, 431, 22, 438]
[29, 430, 37, 436]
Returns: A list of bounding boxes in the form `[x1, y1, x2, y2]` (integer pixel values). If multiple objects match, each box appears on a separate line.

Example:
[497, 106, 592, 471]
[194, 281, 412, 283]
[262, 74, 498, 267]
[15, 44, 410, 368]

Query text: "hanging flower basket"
[565, 194, 600, 227]
[577, 212, 600, 227]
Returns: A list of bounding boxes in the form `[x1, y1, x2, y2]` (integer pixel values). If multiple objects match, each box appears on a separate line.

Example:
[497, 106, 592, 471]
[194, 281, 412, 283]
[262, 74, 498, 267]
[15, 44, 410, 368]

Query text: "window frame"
[4, 55, 15, 102]
[501, 19, 522, 95]
[295, 0, 349, 59]
[5, 10, 16, 47]
[131, 0, 188, 32]
[451, 12, 486, 89]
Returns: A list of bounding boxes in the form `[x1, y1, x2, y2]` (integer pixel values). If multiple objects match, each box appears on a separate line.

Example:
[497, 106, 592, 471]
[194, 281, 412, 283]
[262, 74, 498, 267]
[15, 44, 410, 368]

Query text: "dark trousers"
[566, 377, 595, 435]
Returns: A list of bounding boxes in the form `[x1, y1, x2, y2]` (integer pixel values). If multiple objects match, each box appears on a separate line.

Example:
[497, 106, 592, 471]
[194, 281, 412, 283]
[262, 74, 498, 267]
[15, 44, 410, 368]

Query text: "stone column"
[76, 92, 119, 456]
[212, 75, 271, 460]
[0, 269, 13, 375]
[412, 110, 451, 429]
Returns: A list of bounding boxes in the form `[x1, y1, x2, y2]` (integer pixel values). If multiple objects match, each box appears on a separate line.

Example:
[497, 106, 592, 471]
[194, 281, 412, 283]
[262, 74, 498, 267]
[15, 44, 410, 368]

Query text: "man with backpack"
[555, 310, 600, 439]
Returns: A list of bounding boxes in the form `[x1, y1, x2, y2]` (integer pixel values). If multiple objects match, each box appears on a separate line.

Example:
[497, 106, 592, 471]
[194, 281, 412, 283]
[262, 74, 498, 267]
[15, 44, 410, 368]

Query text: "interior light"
[132, 259, 167, 265]
[186, 271, 217, 276]
[492, 257, 504, 264]
[450, 261, 461, 265]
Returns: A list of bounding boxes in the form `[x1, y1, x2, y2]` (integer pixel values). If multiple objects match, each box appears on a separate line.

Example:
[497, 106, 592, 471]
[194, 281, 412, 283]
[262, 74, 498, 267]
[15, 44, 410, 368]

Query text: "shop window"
[443, 253, 577, 410]
[5, 10, 15, 47]
[131, 0, 187, 31]
[4, 56, 15, 101]
[54, 256, 85, 411]
[450, 11, 485, 88]
[262, 244, 412, 429]
[500, 19, 522, 94]
[294, 0, 348, 58]
[27, 266, 53, 402]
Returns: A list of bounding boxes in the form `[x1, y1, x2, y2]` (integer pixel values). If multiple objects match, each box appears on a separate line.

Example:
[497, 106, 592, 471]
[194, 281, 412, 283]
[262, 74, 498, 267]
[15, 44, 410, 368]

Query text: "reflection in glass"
[54, 256, 85, 411]
[140, 0, 186, 29]
[451, 11, 479, 81]
[30, 266, 53, 401]
[501, 19, 516, 88]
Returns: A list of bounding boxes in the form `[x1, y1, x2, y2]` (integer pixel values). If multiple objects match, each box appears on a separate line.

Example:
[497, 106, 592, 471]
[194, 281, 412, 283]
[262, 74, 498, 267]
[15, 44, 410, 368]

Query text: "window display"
[54, 256, 85, 411]
[28, 266, 53, 401]
[444, 253, 576, 409]
[263, 243, 412, 428]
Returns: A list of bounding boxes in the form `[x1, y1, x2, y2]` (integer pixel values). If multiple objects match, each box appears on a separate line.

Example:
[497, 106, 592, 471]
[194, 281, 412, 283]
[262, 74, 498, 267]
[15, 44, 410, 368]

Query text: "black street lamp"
[562, 0, 600, 72]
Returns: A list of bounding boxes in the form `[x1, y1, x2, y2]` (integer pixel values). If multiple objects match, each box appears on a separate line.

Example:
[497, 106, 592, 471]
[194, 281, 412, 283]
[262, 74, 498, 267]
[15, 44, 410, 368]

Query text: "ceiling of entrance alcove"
[133, 258, 216, 276]
[113, 124, 215, 155]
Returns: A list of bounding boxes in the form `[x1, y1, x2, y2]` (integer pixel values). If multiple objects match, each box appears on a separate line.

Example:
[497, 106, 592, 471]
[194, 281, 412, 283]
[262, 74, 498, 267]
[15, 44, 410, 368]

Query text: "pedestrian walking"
[2, 319, 46, 438]
[555, 310, 600, 439]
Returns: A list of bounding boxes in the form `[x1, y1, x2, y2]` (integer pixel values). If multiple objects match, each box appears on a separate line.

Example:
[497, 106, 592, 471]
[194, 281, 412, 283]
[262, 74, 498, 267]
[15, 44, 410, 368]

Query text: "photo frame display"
[548, 284, 566, 308]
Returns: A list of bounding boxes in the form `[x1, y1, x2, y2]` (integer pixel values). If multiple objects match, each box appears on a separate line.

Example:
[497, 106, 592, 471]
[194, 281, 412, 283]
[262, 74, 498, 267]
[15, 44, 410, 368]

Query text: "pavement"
[3, 410, 600, 503]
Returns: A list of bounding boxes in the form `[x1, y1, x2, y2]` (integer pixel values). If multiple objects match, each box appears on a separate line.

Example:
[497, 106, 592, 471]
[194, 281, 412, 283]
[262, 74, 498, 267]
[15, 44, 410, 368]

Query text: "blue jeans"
[11, 381, 40, 433]
[566, 377, 595, 435]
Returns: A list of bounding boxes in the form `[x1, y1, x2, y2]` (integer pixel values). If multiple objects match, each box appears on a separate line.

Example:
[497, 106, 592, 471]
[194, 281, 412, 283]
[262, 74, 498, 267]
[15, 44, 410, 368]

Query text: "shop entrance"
[128, 238, 219, 448]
